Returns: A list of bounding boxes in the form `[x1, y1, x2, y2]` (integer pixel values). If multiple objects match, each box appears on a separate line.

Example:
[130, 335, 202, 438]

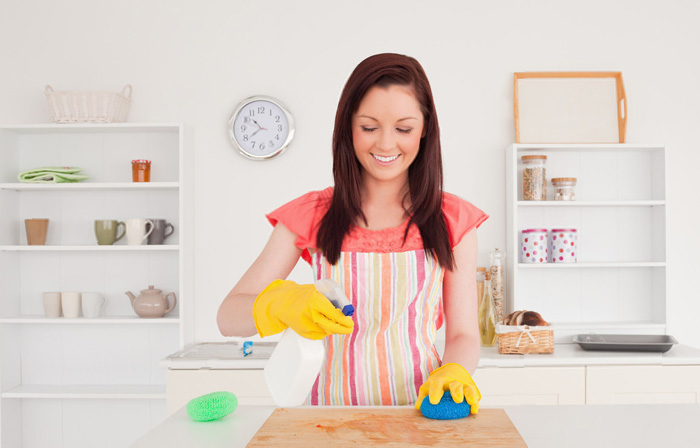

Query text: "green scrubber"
[186, 391, 238, 422]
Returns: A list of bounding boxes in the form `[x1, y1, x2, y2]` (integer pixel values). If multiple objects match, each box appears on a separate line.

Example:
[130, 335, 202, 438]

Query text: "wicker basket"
[496, 324, 554, 354]
[45, 84, 132, 123]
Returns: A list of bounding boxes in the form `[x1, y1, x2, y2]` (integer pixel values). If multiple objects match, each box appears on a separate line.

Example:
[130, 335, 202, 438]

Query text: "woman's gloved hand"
[252, 279, 354, 340]
[415, 363, 481, 414]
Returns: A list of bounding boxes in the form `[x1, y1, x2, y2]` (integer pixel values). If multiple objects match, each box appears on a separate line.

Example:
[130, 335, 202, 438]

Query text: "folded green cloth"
[18, 166, 89, 183]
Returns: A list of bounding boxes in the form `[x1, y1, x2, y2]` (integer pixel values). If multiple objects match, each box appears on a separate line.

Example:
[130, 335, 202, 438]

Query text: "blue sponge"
[420, 394, 471, 420]
[186, 391, 238, 422]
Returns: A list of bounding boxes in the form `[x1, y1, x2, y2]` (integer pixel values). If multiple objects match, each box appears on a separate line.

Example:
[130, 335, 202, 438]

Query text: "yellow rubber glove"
[252, 279, 354, 340]
[415, 363, 481, 414]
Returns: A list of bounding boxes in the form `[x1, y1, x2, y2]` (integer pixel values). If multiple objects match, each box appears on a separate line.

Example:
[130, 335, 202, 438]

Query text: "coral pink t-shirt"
[266, 187, 488, 264]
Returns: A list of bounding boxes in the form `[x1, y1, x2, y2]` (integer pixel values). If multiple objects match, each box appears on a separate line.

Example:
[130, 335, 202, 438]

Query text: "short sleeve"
[442, 192, 489, 248]
[265, 188, 332, 264]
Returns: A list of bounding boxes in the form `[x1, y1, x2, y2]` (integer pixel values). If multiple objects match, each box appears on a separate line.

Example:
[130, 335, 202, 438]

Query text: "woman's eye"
[397, 128, 413, 134]
[361, 127, 377, 133]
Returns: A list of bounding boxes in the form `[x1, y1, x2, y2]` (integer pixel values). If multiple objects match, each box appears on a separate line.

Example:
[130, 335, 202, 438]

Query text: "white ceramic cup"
[125, 218, 155, 245]
[81, 292, 105, 318]
[42, 292, 62, 318]
[61, 292, 82, 318]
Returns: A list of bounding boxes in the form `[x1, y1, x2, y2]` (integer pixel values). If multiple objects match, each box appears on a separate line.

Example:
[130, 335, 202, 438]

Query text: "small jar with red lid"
[550, 228, 577, 263]
[520, 229, 548, 263]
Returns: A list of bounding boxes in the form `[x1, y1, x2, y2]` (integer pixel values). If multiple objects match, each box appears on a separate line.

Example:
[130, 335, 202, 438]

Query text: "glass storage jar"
[552, 177, 577, 201]
[521, 155, 547, 200]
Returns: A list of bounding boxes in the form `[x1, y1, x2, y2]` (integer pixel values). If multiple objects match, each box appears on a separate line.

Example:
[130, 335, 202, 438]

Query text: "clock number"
[275, 115, 281, 123]
[243, 134, 248, 142]
[240, 125, 246, 131]
[275, 134, 280, 140]
[260, 143, 266, 151]
[251, 141, 256, 148]
[277, 125, 283, 132]
[258, 106, 265, 114]
[269, 109, 273, 116]
[249, 109, 255, 117]
[268, 140, 275, 148]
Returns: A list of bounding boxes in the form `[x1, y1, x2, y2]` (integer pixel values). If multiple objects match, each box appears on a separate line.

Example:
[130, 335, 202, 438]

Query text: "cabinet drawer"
[473, 366, 586, 405]
[586, 365, 700, 404]
[166, 369, 273, 415]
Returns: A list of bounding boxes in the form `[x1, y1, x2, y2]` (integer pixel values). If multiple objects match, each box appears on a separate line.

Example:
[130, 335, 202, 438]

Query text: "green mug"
[95, 219, 126, 245]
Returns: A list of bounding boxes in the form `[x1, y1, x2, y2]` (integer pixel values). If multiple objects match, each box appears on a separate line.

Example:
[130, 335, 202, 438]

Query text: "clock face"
[229, 97, 294, 160]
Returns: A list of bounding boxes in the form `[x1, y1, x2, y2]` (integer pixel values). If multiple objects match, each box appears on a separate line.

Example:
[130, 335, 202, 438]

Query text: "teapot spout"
[125, 291, 136, 306]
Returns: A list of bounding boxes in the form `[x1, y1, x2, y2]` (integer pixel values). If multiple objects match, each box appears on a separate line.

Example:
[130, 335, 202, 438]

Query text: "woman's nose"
[376, 130, 395, 151]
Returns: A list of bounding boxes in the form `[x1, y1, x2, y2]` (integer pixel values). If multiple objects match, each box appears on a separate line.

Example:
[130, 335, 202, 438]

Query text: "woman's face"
[352, 84, 425, 186]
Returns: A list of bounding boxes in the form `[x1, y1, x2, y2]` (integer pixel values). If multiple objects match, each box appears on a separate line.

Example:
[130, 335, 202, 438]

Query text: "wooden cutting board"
[248, 408, 527, 447]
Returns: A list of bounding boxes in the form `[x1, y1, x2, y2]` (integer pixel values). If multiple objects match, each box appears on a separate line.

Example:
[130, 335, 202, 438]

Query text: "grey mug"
[147, 219, 175, 245]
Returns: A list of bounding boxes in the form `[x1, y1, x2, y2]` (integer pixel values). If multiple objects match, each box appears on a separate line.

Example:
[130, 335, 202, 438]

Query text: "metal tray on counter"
[573, 334, 678, 353]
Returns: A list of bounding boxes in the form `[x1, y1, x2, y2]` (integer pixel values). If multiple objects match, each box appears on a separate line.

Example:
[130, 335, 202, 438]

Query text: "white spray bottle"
[263, 278, 354, 407]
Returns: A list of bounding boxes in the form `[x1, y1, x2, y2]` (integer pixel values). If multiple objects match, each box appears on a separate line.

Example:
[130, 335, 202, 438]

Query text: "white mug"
[125, 218, 154, 245]
[43, 292, 62, 318]
[81, 292, 106, 318]
[61, 292, 82, 318]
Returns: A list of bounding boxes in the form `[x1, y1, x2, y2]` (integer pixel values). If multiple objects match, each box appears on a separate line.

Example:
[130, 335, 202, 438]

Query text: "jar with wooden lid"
[552, 177, 577, 201]
[521, 155, 547, 200]
[476, 267, 486, 308]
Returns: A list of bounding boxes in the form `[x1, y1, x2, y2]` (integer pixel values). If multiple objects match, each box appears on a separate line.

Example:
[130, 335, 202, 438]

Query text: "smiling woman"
[217, 53, 488, 409]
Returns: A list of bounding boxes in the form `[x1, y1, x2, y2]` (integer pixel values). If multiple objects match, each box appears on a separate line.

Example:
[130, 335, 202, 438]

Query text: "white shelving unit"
[0, 123, 193, 448]
[506, 143, 667, 343]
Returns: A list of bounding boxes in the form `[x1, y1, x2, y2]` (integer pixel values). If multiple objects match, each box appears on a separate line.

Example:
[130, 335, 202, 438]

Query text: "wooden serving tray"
[248, 407, 526, 447]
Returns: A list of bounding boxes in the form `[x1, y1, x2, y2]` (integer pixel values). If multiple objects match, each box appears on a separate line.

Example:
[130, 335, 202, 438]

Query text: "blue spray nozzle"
[315, 278, 354, 317]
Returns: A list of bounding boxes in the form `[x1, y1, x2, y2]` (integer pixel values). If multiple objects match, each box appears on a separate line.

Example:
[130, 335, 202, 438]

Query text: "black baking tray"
[573, 334, 678, 353]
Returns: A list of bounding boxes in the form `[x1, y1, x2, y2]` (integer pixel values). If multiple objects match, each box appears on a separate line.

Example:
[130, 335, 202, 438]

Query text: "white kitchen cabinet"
[506, 144, 667, 342]
[166, 370, 274, 416]
[586, 365, 700, 404]
[0, 123, 193, 448]
[473, 367, 586, 405]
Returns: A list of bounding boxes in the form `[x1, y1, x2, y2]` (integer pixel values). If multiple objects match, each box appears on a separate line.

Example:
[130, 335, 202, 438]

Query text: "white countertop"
[160, 341, 700, 370]
[131, 403, 700, 448]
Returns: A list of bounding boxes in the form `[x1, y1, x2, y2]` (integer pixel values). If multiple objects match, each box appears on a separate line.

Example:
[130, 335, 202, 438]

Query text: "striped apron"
[307, 249, 445, 406]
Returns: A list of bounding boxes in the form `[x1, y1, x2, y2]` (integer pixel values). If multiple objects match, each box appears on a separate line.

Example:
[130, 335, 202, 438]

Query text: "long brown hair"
[317, 53, 454, 270]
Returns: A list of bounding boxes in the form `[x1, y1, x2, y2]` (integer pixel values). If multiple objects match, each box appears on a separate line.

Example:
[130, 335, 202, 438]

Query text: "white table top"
[160, 342, 700, 370]
[131, 403, 700, 448]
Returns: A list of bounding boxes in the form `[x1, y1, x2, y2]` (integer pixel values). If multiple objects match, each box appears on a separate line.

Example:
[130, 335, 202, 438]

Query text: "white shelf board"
[517, 200, 665, 207]
[518, 262, 666, 268]
[0, 122, 182, 134]
[1, 384, 166, 399]
[512, 143, 664, 152]
[0, 245, 180, 251]
[0, 315, 180, 324]
[0, 182, 179, 191]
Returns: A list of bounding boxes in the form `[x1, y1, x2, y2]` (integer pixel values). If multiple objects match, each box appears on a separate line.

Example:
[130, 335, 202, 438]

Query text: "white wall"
[1, 0, 698, 346]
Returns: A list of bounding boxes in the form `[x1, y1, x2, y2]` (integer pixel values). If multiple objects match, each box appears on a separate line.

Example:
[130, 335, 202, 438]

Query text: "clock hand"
[250, 128, 261, 138]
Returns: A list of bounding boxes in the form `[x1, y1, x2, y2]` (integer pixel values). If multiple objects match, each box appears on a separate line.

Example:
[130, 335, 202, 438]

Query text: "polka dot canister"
[520, 229, 548, 263]
[550, 228, 577, 263]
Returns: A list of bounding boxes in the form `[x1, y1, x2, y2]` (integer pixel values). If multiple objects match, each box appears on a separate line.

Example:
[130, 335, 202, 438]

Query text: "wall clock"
[228, 96, 295, 160]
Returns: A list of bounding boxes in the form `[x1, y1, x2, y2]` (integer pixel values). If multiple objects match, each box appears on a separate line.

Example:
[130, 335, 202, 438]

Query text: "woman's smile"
[371, 153, 401, 164]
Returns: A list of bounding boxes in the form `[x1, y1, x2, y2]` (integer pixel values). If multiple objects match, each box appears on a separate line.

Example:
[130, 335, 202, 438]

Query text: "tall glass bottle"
[478, 272, 497, 347]
[489, 248, 506, 324]
[476, 267, 486, 309]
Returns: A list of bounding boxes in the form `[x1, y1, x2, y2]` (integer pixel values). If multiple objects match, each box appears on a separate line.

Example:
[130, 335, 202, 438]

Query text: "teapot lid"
[141, 285, 162, 294]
